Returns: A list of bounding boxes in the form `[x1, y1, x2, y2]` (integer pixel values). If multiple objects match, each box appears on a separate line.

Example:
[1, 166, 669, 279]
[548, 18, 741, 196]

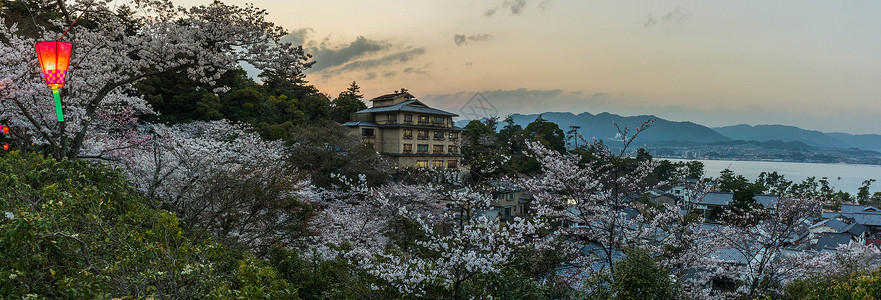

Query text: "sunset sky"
[178, 0, 881, 134]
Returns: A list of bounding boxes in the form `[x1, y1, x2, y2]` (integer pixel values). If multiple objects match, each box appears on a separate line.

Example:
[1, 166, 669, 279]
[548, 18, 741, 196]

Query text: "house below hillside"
[343, 89, 464, 169]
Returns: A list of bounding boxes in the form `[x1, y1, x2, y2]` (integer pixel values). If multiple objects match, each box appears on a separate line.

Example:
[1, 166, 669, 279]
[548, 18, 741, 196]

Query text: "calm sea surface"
[665, 159, 881, 194]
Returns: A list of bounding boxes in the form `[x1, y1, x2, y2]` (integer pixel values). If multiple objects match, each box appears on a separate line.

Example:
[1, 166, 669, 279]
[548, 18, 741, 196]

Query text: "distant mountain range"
[455, 112, 881, 152]
[712, 124, 881, 152]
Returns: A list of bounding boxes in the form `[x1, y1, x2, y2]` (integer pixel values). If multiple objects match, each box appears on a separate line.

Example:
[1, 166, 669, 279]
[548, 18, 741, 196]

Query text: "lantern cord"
[52, 87, 64, 122]
[58, 0, 97, 41]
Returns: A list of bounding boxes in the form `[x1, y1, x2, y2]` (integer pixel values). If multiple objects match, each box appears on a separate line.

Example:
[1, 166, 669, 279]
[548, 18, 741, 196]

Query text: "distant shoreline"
[657, 157, 881, 167]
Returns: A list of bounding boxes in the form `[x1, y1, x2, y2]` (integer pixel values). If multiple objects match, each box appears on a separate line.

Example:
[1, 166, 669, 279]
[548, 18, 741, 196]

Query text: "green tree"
[756, 171, 792, 195]
[269, 247, 387, 299]
[462, 119, 500, 181]
[858, 179, 876, 204]
[652, 160, 679, 182]
[785, 269, 881, 300]
[717, 168, 750, 192]
[0, 151, 298, 298]
[684, 161, 704, 179]
[330, 81, 367, 123]
[286, 121, 391, 188]
[585, 247, 680, 300]
[523, 115, 566, 152]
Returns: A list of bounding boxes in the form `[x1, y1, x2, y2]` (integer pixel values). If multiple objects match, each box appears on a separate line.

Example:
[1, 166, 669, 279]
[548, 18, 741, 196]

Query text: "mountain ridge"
[456, 112, 881, 152]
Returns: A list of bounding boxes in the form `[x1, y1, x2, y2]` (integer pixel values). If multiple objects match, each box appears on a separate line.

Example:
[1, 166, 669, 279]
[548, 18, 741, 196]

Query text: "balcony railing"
[417, 150, 428, 154]
[403, 120, 413, 124]
[403, 135, 413, 139]
[433, 136, 445, 141]
[403, 149, 412, 154]
[448, 137, 459, 142]
[417, 136, 429, 140]
[417, 121, 430, 125]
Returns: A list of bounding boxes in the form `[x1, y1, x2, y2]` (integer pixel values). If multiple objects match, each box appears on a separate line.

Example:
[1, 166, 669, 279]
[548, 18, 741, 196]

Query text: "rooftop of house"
[696, 192, 777, 207]
[711, 247, 751, 265]
[370, 90, 415, 101]
[823, 205, 881, 227]
[841, 204, 881, 214]
[813, 232, 852, 251]
[355, 99, 458, 117]
[810, 218, 850, 232]
[341, 120, 379, 127]
[842, 222, 867, 236]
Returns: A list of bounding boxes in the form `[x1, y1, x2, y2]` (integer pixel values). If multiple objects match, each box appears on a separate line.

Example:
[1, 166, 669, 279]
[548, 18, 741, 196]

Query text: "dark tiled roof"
[357, 100, 458, 116]
[341, 121, 379, 127]
[699, 192, 733, 206]
[825, 218, 849, 232]
[822, 212, 842, 219]
[711, 248, 750, 265]
[852, 213, 881, 226]
[841, 204, 881, 214]
[371, 92, 414, 101]
[754, 195, 778, 207]
[843, 223, 867, 236]
[697, 192, 777, 207]
[814, 233, 852, 251]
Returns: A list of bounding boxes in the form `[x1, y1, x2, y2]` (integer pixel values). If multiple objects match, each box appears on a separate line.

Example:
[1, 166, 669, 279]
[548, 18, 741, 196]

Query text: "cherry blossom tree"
[521, 122, 660, 273]
[519, 122, 747, 298]
[801, 242, 881, 279]
[0, 0, 312, 159]
[109, 120, 317, 254]
[716, 195, 824, 297]
[313, 173, 550, 299]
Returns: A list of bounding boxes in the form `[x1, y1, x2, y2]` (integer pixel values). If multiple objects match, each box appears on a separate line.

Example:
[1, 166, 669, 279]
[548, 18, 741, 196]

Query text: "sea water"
[665, 159, 881, 195]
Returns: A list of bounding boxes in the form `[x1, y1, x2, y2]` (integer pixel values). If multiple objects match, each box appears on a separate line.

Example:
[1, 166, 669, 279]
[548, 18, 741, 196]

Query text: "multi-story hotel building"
[343, 89, 464, 169]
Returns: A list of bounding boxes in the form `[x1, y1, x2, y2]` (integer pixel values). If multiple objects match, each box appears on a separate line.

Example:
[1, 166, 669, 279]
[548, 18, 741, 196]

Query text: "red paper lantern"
[2, 144, 8, 151]
[35, 41, 73, 88]
[35, 41, 72, 122]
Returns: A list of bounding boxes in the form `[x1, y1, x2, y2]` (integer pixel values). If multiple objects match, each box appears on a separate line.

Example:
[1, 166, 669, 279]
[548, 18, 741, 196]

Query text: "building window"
[433, 145, 444, 153]
[448, 132, 458, 140]
[404, 114, 413, 123]
[433, 116, 444, 125]
[361, 128, 375, 137]
[447, 160, 458, 169]
[403, 129, 413, 139]
[418, 115, 429, 124]
[508, 193, 514, 200]
[432, 160, 444, 169]
[417, 144, 429, 153]
[387, 114, 396, 123]
[433, 131, 444, 140]
[403, 144, 412, 153]
[448, 145, 458, 154]
[416, 160, 428, 168]
[417, 130, 429, 140]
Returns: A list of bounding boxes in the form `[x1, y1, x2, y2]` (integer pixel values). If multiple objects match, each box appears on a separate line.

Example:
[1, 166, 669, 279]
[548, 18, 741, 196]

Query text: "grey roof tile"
[814, 233, 852, 251]
[342, 121, 379, 127]
[358, 100, 458, 116]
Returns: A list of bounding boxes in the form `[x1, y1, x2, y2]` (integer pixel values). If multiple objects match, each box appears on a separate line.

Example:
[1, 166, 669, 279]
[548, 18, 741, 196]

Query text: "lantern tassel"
[52, 87, 64, 122]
